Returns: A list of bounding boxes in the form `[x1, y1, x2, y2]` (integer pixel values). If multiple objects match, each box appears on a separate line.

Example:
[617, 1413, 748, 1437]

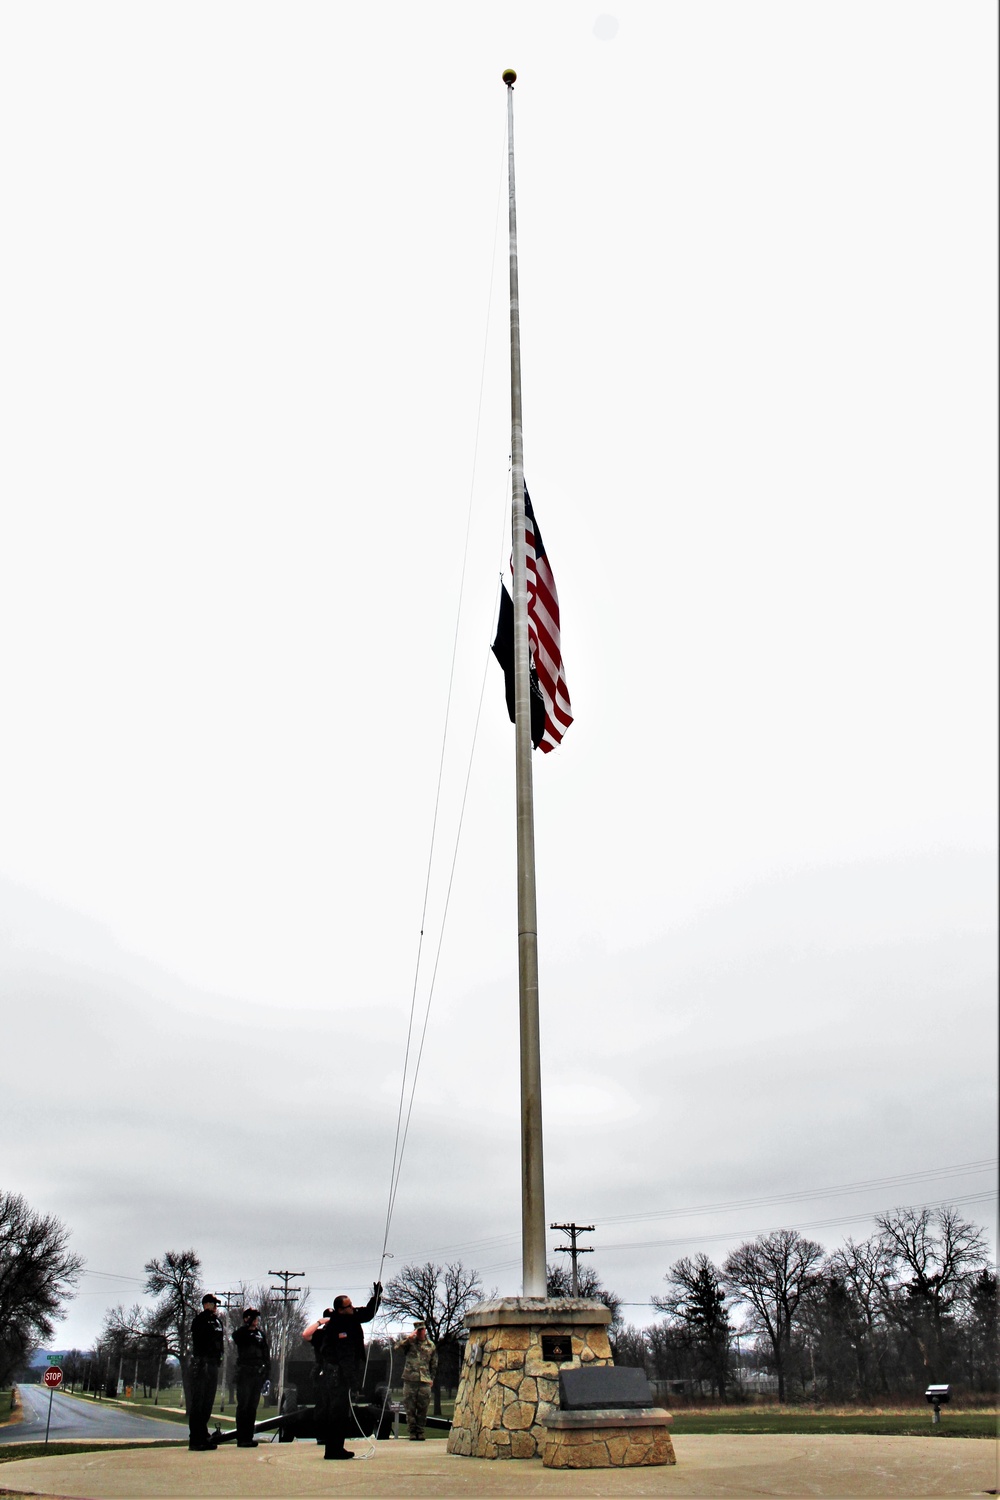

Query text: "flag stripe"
[523, 489, 572, 752]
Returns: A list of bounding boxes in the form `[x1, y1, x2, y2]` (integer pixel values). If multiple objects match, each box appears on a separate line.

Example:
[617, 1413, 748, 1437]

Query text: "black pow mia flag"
[491, 584, 546, 750]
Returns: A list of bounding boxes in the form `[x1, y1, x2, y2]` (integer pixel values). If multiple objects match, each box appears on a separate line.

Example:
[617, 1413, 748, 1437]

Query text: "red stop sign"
[43, 1366, 63, 1389]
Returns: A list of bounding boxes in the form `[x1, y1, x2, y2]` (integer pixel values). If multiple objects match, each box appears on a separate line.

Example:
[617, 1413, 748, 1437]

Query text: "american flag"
[523, 488, 572, 753]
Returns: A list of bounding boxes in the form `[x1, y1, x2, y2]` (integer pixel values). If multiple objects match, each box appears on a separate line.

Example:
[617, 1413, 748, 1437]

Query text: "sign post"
[42, 1365, 63, 1444]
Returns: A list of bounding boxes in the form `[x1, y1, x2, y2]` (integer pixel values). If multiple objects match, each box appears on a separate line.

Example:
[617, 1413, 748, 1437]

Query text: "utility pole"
[216, 1291, 241, 1414]
[268, 1270, 304, 1415]
[550, 1222, 595, 1297]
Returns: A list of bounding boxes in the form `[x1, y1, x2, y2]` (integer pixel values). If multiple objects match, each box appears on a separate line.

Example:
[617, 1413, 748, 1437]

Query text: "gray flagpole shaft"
[505, 71, 546, 1299]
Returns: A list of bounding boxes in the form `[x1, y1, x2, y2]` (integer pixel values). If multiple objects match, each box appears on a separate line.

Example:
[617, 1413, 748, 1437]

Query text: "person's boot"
[324, 1437, 354, 1460]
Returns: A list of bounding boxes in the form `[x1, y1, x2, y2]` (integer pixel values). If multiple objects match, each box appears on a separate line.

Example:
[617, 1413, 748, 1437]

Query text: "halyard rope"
[377, 113, 508, 1276]
[345, 115, 510, 1460]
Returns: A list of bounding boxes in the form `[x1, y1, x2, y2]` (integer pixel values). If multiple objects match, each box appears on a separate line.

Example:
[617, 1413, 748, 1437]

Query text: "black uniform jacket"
[190, 1310, 225, 1362]
[232, 1324, 271, 1374]
[311, 1292, 381, 1368]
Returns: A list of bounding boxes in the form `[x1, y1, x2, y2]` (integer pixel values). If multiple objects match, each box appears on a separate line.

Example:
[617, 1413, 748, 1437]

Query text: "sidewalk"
[0, 1433, 995, 1499]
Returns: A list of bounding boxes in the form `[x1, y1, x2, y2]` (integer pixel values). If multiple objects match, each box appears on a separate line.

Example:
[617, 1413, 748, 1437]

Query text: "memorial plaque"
[559, 1365, 653, 1410]
[541, 1334, 572, 1363]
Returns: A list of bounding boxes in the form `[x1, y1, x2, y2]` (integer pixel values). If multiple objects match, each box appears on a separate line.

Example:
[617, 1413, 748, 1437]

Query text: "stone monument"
[447, 1297, 613, 1460]
[540, 1362, 676, 1468]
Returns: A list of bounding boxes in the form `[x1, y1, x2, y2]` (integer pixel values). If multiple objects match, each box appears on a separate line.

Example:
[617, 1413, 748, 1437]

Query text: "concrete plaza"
[0, 1433, 995, 1499]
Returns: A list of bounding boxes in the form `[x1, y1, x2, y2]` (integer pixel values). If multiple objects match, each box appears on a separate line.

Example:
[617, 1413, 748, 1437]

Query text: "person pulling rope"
[302, 1282, 382, 1460]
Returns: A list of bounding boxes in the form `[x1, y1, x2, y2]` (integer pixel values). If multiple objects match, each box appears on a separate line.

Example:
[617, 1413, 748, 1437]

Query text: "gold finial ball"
[502, 69, 517, 86]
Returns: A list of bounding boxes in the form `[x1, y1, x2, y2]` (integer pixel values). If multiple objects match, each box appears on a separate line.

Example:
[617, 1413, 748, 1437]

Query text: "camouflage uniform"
[396, 1332, 437, 1440]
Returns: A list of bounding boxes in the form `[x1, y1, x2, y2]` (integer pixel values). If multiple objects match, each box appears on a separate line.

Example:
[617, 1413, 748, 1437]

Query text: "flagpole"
[503, 68, 546, 1299]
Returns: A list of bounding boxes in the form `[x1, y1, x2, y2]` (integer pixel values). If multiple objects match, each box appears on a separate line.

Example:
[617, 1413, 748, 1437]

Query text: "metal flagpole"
[503, 68, 546, 1299]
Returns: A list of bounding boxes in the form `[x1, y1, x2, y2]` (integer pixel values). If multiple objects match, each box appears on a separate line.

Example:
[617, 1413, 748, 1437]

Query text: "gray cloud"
[3, 849, 994, 1345]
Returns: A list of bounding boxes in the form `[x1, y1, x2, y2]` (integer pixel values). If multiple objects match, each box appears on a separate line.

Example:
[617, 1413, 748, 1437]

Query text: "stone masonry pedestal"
[447, 1298, 612, 1460]
[542, 1407, 676, 1468]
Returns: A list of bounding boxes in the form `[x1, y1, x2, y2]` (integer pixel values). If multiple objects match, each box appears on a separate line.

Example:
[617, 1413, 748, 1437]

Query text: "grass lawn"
[48, 1387, 997, 1443]
[60, 1387, 237, 1427]
[667, 1408, 998, 1439]
[0, 1441, 182, 1464]
[399, 1397, 996, 1441]
[0, 1391, 20, 1428]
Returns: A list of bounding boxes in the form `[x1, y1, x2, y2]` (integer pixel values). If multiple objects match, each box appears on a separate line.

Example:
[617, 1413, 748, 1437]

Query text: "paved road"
[1, 1384, 185, 1444]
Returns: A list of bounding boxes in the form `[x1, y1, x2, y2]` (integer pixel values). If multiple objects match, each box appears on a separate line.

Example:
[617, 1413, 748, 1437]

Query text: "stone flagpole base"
[447, 1298, 612, 1460]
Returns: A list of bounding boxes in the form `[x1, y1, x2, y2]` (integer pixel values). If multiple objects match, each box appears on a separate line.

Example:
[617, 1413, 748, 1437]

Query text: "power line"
[210, 1162, 995, 1285]
[558, 1192, 999, 1259]
[470, 1191, 997, 1278]
[592, 1159, 998, 1229]
[295, 1158, 995, 1273]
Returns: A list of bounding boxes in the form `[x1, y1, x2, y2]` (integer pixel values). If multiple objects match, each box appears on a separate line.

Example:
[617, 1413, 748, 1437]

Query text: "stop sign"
[43, 1366, 63, 1389]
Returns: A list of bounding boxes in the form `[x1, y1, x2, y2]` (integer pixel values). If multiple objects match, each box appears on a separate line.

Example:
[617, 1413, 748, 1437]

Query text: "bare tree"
[654, 1254, 732, 1400]
[609, 1323, 648, 1370]
[824, 1233, 896, 1400]
[232, 1281, 310, 1405]
[874, 1205, 989, 1377]
[99, 1302, 147, 1395]
[645, 1320, 693, 1385]
[546, 1263, 623, 1328]
[60, 1348, 91, 1393]
[382, 1262, 481, 1415]
[723, 1230, 824, 1401]
[0, 1190, 83, 1385]
[143, 1249, 202, 1406]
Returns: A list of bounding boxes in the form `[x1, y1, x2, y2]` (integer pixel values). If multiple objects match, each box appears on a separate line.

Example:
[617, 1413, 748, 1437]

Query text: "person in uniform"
[187, 1293, 224, 1450]
[232, 1308, 271, 1448]
[302, 1282, 382, 1460]
[302, 1308, 334, 1444]
[395, 1321, 437, 1441]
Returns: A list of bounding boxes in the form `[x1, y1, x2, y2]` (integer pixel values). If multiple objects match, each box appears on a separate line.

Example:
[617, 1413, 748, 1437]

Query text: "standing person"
[303, 1308, 334, 1445]
[232, 1309, 271, 1448]
[188, 1293, 224, 1450]
[395, 1321, 437, 1441]
[302, 1282, 381, 1460]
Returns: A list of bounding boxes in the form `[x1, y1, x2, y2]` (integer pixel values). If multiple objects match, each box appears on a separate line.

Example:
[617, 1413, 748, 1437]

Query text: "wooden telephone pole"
[550, 1222, 595, 1296]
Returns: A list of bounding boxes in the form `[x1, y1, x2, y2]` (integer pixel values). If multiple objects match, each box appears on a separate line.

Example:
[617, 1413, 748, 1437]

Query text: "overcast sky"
[1, 1, 996, 1353]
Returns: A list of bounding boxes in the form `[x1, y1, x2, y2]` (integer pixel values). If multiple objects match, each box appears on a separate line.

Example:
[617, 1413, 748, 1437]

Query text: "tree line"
[92, 1252, 313, 1405]
[3, 1187, 995, 1408]
[613, 1206, 997, 1403]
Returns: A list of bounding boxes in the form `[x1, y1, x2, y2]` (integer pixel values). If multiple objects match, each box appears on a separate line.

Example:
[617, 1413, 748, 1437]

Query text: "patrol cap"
[243, 1307, 260, 1321]
[413, 1320, 426, 1329]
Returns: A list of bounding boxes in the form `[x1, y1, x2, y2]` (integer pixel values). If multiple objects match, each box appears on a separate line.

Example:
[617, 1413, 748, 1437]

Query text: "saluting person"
[395, 1321, 437, 1441]
[232, 1309, 271, 1448]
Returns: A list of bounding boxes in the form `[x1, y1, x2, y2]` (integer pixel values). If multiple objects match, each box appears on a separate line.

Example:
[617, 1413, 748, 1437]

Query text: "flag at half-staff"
[492, 487, 573, 752]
